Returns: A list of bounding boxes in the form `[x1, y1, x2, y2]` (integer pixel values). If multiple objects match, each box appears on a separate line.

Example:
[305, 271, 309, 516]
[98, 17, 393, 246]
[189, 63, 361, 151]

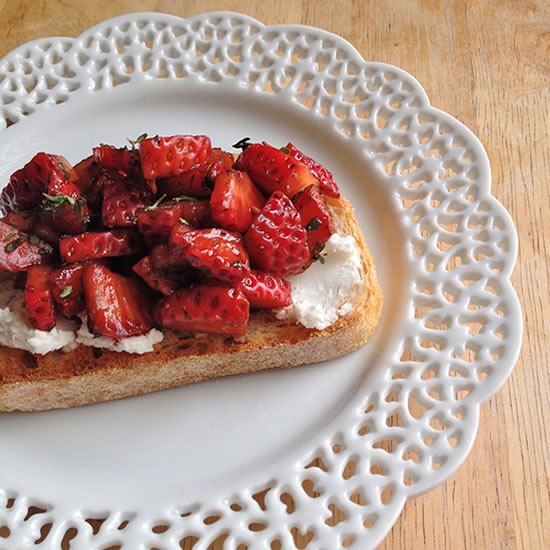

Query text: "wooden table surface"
[0, 0, 548, 548]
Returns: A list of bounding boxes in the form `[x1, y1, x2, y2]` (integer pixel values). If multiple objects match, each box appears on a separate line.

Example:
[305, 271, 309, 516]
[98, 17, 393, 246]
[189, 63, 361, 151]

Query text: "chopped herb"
[59, 285, 73, 298]
[29, 234, 40, 246]
[3, 232, 16, 242]
[305, 217, 322, 231]
[280, 146, 290, 154]
[232, 137, 253, 150]
[4, 238, 23, 253]
[99, 142, 112, 148]
[128, 132, 148, 150]
[173, 194, 198, 202]
[142, 194, 167, 212]
[318, 253, 327, 265]
[82, 215, 91, 224]
[58, 162, 71, 180]
[179, 218, 190, 226]
[42, 193, 77, 210]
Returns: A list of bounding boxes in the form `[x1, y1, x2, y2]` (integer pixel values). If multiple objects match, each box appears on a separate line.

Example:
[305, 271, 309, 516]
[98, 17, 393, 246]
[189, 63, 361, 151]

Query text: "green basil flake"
[305, 217, 322, 231]
[232, 137, 253, 150]
[280, 146, 291, 154]
[3, 232, 16, 242]
[179, 218, 190, 226]
[173, 194, 197, 202]
[128, 132, 148, 150]
[59, 285, 73, 298]
[42, 193, 77, 209]
[143, 194, 167, 212]
[58, 162, 71, 180]
[318, 253, 327, 265]
[29, 234, 40, 246]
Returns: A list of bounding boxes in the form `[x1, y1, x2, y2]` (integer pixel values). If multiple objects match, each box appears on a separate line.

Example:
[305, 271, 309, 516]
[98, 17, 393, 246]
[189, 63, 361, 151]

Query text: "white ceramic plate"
[0, 12, 521, 549]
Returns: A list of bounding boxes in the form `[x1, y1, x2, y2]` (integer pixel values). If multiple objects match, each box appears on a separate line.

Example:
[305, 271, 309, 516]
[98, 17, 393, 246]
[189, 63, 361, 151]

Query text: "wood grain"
[0, 0, 548, 548]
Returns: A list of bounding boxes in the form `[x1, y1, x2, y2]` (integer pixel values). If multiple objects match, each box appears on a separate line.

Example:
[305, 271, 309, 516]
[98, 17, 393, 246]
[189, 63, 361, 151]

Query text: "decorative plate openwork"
[0, 12, 521, 549]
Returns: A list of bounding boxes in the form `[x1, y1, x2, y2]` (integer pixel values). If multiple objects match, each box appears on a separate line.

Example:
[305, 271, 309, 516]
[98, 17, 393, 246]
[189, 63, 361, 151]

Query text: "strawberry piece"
[210, 170, 265, 233]
[49, 263, 85, 318]
[139, 135, 211, 180]
[155, 285, 249, 337]
[82, 262, 154, 338]
[31, 212, 61, 244]
[157, 165, 209, 198]
[73, 156, 105, 208]
[133, 256, 193, 296]
[284, 142, 340, 198]
[150, 242, 190, 271]
[136, 199, 208, 245]
[0, 153, 77, 213]
[244, 191, 310, 276]
[25, 265, 56, 331]
[40, 195, 90, 235]
[293, 184, 335, 257]
[238, 270, 292, 309]
[93, 145, 138, 175]
[1, 211, 35, 232]
[234, 143, 319, 198]
[205, 148, 235, 182]
[59, 229, 143, 263]
[170, 228, 250, 283]
[0, 220, 54, 272]
[101, 179, 153, 228]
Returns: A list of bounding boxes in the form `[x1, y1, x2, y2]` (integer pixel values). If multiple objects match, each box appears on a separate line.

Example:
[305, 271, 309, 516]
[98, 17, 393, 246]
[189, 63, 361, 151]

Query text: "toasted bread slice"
[0, 197, 382, 412]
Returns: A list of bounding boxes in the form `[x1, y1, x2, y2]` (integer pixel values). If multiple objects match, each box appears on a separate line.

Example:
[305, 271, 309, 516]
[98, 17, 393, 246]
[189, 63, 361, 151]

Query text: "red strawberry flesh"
[49, 263, 85, 318]
[244, 191, 310, 276]
[238, 270, 292, 309]
[82, 262, 154, 339]
[25, 265, 56, 331]
[59, 229, 143, 263]
[155, 285, 249, 337]
[170, 227, 250, 283]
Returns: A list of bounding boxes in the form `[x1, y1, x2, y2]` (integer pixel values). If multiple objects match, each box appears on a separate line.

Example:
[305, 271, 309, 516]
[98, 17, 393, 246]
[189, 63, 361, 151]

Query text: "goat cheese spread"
[276, 233, 363, 330]
[0, 277, 163, 355]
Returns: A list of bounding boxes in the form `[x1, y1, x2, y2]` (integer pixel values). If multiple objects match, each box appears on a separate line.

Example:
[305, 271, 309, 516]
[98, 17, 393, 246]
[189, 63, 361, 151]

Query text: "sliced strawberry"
[157, 164, 209, 198]
[139, 135, 211, 180]
[244, 191, 310, 276]
[234, 142, 319, 198]
[150, 242, 190, 271]
[210, 170, 265, 233]
[132, 256, 193, 296]
[1, 211, 35, 232]
[205, 148, 235, 182]
[49, 263, 85, 318]
[0, 153, 77, 213]
[82, 262, 154, 338]
[59, 229, 143, 263]
[170, 228, 250, 283]
[136, 198, 208, 245]
[93, 145, 138, 175]
[0, 220, 54, 272]
[238, 271, 292, 309]
[40, 194, 90, 235]
[73, 156, 105, 208]
[101, 179, 153, 228]
[25, 265, 56, 331]
[284, 142, 340, 198]
[155, 285, 249, 337]
[31, 212, 61, 244]
[293, 184, 335, 257]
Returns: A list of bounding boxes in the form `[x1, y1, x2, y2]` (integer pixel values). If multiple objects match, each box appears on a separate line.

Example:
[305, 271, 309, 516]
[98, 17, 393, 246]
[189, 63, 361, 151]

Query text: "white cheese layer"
[0, 278, 163, 355]
[276, 233, 363, 330]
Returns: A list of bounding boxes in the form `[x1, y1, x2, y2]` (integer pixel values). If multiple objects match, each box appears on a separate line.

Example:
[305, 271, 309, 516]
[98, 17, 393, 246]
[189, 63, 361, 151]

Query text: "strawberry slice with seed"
[284, 142, 340, 198]
[244, 191, 310, 276]
[205, 148, 235, 182]
[139, 135, 211, 180]
[93, 145, 139, 175]
[155, 285, 249, 337]
[136, 198, 209, 245]
[59, 229, 143, 263]
[238, 270, 292, 309]
[150, 242, 190, 271]
[49, 263, 85, 318]
[0, 220, 54, 272]
[170, 227, 250, 283]
[40, 193, 90, 235]
[210, 170, 265, 233]
[293, 184, 335, 257]
[25, 265, 56, 331]
[234, 142, 319, 198]
[82, 262, 154, 339]
[0, 153, 77, 213]
[101, 179, 153, 228]
[133, 256, 193, 296]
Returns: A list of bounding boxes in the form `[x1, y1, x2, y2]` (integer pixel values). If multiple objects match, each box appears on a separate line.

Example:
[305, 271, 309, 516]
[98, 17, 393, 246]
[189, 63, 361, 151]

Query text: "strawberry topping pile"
[0, 135, 340, 341]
